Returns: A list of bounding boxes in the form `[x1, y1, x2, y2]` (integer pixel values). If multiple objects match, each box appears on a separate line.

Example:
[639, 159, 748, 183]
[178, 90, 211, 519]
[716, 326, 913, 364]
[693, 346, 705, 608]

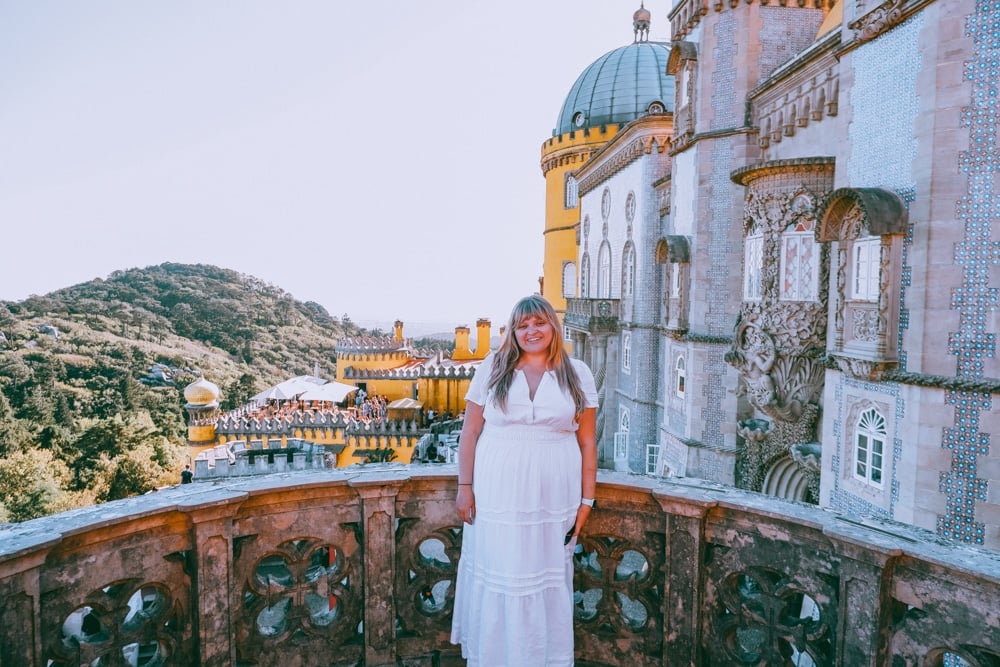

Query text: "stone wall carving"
[728, 159, 834, 498]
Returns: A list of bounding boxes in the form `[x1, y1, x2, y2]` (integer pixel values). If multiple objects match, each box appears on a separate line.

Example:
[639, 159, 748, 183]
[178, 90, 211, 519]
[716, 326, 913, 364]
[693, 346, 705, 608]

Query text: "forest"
[0, 263, 368, 522]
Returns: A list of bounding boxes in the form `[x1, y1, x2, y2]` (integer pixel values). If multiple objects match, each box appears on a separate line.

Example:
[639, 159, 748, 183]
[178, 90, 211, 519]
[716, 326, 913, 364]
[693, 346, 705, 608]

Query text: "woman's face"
[514, 313, 554, 356]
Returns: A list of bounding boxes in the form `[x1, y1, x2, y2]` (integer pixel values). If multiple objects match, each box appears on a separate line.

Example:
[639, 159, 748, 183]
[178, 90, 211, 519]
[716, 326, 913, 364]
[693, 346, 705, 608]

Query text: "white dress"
[450, 355, 598, 667]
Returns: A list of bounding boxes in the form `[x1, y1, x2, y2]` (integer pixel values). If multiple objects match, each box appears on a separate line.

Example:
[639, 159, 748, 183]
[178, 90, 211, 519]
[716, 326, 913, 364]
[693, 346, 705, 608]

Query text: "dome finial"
[633, 2, 651, 43]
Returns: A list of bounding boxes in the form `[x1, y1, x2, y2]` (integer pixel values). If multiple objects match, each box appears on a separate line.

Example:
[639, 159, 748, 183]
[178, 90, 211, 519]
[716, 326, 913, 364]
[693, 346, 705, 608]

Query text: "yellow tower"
[184, 376, 221, 457]
[540, 6, 675, 321]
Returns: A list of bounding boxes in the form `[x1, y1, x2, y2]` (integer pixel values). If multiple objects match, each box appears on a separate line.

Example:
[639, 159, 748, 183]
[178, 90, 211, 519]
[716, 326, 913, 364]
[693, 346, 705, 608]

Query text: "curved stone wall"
[0, 468, 997, 666]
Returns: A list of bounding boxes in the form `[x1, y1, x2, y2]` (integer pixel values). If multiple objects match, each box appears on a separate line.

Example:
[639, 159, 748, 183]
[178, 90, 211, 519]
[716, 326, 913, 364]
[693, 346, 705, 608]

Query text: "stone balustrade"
[0, 467, 997, 666]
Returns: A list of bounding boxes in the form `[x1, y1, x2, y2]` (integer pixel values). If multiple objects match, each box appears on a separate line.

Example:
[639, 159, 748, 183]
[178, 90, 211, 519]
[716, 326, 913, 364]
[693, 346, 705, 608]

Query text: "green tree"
[222, 373, 256, 410]
[0, 449, 70, 521]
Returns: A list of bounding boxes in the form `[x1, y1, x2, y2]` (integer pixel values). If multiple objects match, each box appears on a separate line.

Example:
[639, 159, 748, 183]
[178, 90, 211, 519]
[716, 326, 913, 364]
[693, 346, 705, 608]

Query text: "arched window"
[580, 253, 591, 297]
[780, 218, 819, 301]
[565, 175, 579, 208]
[562, 262, 577, 298]
[675, 356, 686, 398]
[855, 408, 886, 486]
[597, 242, 612, 298]
[623, 244, 636, 297]
[622, 331, 632, 372]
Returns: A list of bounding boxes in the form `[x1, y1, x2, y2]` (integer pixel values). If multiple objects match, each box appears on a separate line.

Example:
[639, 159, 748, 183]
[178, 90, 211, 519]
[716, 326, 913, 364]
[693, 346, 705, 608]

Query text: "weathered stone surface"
[0, 466, 997, 665]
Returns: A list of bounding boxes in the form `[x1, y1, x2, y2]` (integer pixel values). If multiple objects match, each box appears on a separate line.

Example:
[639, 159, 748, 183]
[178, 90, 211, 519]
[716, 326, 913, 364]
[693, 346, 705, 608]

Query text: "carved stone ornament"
[725, 322, 778, 411]
[831, 353, 898, 381]
[849, 0, 906, 43]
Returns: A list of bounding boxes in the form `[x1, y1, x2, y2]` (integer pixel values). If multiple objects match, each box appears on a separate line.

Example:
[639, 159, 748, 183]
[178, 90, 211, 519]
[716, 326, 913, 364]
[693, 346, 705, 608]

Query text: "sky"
[0, 1, 672, 335]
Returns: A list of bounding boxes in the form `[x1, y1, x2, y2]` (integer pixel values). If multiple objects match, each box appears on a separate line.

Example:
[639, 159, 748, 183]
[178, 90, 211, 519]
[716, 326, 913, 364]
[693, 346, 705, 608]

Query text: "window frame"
[850, 236, 881, 302]
[675, 355, 686, 398]
[622, 331, 632, 372]
[779, 223, 820, 302]
[743, 233, 764, 301]
[854, 407, 886, 487]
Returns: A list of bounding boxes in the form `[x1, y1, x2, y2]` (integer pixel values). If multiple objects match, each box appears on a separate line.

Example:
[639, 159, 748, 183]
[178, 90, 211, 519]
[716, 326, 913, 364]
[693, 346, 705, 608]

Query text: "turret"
[474, 319, 491, 359]
[452, 326, 473, 360]
[184, 376, 220, 451]
[393, 320, 404, 342]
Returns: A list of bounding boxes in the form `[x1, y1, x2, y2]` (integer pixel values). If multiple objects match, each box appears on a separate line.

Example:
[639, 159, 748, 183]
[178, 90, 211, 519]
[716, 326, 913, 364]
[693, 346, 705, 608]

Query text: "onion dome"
[184, 376, 220, 407]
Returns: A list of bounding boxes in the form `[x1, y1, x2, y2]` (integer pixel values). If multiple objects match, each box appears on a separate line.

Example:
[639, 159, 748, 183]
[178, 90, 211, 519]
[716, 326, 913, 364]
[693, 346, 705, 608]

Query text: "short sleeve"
[572, 358, 599, 408]
[465, 353, 495, 406]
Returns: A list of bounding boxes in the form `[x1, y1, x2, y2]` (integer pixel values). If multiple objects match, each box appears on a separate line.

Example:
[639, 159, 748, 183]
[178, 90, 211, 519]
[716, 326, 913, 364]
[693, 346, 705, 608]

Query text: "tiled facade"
[558, 0, 999, 551]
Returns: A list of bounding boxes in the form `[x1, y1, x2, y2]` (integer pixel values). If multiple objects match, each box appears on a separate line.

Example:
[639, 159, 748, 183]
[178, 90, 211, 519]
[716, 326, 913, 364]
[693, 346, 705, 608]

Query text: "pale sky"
[0, 1, 672, 333]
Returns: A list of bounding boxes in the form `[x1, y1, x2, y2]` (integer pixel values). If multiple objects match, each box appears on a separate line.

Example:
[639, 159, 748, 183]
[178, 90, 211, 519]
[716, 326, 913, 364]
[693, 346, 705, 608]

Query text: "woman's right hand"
[455, 485, 476, 525]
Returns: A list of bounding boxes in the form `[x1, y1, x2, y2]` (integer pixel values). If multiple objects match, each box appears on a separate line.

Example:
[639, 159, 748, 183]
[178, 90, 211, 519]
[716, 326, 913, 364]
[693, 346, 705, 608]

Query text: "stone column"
[352, 474, 406, 667]
[187, 501, 241, 666]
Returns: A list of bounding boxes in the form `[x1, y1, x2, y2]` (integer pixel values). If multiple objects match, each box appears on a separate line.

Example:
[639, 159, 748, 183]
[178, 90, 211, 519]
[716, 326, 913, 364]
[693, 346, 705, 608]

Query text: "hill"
[0, 263, 363, 521]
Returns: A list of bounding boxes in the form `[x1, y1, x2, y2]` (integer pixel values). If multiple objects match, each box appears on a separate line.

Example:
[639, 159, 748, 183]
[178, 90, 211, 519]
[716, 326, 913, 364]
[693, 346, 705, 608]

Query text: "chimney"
[475, 318, 491, 359]
[453, 326, 472, 360]
[393, 320, 404, 342]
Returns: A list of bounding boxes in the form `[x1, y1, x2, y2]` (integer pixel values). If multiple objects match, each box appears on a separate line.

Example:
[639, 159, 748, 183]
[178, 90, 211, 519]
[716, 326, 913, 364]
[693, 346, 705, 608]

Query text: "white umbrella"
[251, 385, 298, 404]
[252, 375, 328, 404]
[299, 381, 358, 404]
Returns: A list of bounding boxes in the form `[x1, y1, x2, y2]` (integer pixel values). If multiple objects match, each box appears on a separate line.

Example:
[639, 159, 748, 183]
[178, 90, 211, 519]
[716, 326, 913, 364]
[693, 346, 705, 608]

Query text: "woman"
[450, 295, 598, 666]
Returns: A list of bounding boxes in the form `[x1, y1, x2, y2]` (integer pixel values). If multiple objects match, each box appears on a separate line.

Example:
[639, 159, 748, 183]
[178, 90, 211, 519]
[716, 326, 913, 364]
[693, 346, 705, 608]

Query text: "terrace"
[1, 467, 997, 666]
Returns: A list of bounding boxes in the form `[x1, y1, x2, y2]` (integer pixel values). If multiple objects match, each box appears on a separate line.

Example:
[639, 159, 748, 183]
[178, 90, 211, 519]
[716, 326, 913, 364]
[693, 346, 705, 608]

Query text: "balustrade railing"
[0, 468, 997, 666]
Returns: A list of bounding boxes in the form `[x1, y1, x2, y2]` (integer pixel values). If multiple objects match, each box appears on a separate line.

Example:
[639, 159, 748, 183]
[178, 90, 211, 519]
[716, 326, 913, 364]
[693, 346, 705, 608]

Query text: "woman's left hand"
[570, 504, 592, 540]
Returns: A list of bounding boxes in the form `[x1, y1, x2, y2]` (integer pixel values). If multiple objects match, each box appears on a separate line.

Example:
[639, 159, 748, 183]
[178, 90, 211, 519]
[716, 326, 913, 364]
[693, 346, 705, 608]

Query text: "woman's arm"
[572, 407, 598, 537]
[455, 401, 485, 524]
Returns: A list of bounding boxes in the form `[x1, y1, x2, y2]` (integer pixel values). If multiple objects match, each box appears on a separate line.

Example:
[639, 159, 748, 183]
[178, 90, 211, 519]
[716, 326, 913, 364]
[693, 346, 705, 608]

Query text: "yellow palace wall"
[540, 124, 620, 316]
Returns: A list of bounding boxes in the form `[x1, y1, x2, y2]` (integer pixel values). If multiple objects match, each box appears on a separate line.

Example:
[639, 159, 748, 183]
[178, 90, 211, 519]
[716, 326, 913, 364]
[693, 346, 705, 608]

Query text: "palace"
[546, 3, 1000, 550]
[183, 320, 492, 469]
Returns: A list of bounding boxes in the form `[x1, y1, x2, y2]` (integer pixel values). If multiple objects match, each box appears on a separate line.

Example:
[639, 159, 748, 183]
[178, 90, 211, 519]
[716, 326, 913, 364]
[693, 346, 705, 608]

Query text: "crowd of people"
[215, 391, 392, 432]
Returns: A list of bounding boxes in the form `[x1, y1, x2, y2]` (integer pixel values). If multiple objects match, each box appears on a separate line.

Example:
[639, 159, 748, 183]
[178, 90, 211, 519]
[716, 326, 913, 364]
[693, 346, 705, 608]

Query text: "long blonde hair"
[487, 295, 588, 415]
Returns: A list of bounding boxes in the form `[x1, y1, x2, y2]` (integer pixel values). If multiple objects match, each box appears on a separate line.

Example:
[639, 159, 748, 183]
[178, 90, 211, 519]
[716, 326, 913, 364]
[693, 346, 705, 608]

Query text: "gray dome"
[555, 41, 674, 136]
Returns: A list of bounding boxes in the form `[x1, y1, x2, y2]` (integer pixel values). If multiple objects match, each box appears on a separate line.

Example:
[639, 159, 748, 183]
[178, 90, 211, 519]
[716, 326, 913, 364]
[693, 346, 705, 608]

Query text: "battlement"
[216, 413, 424, 435]
[193, 438, 328, 479]
[341, 364, 478, 380]
[335, 336, 411, 353]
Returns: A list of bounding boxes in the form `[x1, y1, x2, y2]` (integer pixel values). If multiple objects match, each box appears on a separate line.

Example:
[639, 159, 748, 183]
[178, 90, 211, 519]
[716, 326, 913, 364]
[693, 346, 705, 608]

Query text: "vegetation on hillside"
[0, 263, 363, 521]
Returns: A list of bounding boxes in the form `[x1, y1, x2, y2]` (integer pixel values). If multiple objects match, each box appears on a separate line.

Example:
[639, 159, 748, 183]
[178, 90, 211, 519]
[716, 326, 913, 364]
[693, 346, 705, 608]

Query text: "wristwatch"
[580, 498, 595, 507]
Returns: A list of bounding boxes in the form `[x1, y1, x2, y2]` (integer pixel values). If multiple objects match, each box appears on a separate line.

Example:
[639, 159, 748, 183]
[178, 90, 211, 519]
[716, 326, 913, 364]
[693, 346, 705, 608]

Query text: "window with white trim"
[623, 244, 636, 297]
[675, 355, 686, 398]
[565, 175, 579, 208]
[780, 219, 819, 301]
[622, 331, 631, 372]
[562, 262, 577, 298]
[851, 236, 881, 301]
[744, 234, 764, 301]
[854, 408, 886, 486]
[598, 243, 612, 298]
[645, 443, 660, 475]
[615, 409, 630, 459]
[580, 253, 591, 297]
